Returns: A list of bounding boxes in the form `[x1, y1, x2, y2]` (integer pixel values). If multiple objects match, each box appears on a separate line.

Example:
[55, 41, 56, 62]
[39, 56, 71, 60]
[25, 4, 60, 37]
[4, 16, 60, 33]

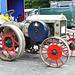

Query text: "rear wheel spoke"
[0, 43, 2, 45]
[6, 51, 11, 60]
[56, 40, 59, 45]
[0, 35, 2, 38]
[49, 59, 53, 66]
[56, 60, 58, 66]
[45, 57, 49, 60]
[0, 49, 6, 53]
[62, 47, 67, 49]
[52, 38, 54, 45]
[59, 50, 68, 52]
[14, 40, 19, 45]
[42, 52, 48, 55]
[11, 32, 15, 36]
[45, 41, 49, 46]
[58, 56, 64, 64]
[60, 44, 64, 48]
[62, 55, 67, 58]
[43, 47, 48, 50]
[14, 48, 16, 56]
[7, 51, 12, 58]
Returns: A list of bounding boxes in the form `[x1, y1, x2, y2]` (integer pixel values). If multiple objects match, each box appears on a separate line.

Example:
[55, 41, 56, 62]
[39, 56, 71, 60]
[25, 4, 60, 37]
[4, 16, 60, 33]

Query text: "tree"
[25, 0, 50, 9]
[25, 0, 72, 9]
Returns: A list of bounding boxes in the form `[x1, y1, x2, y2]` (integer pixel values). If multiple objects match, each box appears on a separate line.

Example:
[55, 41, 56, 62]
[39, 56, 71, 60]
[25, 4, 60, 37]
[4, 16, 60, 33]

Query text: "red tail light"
[71, 18, 73, 22]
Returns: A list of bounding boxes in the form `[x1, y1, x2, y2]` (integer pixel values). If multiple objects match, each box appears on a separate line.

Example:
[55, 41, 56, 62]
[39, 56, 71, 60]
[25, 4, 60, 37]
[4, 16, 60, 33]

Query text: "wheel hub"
[2, 34, 15, 51]
[70, 43, 74, 48]
[67, 37, 75, 50]
[4, 37, 13, 48]
[51, 49, 57, 55]
[47, 45, 62, 60]
[69, 41, 75, 48]
[68, 38, 75, 50]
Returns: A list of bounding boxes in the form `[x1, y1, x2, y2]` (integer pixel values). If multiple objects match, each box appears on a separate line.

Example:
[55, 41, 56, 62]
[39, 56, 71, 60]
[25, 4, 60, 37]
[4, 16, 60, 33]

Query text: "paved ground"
[0, 52, 75, 75]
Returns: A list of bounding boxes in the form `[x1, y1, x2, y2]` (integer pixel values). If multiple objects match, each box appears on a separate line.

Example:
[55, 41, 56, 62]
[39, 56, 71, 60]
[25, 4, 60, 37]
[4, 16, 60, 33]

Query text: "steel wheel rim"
[40, 36, 69, 67]
[67, 33, 75, 56]
[0, 25, 23, 60]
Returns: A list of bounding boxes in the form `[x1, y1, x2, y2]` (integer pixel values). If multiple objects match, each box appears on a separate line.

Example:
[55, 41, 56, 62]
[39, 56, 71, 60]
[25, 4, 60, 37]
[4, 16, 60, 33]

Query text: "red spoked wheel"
[67, 32, 75, 56]
[40, 37, 69, 67]
[0, 25, 25, 61]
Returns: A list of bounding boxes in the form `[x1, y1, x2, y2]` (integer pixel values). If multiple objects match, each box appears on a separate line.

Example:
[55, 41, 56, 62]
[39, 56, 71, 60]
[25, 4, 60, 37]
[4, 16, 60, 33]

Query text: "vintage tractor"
[0, 14, 70, 67]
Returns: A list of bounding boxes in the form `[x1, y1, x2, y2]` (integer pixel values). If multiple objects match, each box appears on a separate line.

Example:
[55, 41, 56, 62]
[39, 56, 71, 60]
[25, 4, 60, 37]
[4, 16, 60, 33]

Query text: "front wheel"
[40, 36, 70, 68]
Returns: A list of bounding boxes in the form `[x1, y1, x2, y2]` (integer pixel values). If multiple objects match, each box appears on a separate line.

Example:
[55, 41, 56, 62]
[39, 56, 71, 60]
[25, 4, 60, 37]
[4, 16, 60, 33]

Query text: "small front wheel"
[40, 36, 70, 68]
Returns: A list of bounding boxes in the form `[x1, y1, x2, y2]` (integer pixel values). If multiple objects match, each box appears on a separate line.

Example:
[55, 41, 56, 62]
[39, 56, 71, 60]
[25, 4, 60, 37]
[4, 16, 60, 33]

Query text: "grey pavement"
[0, 52, 75, 75]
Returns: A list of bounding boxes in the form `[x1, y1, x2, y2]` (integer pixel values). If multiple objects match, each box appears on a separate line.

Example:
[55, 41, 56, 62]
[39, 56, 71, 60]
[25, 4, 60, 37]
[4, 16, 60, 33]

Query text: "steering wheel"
[4, 9, 15, 16]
